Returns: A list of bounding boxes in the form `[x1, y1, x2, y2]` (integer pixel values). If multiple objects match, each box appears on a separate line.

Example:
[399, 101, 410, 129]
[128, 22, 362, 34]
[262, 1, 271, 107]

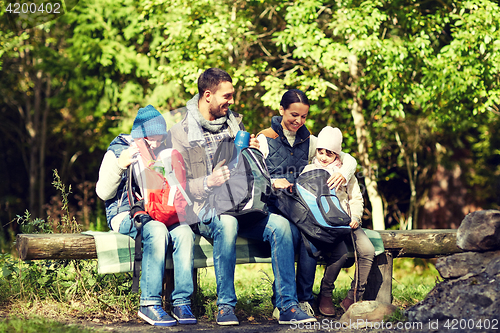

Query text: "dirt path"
[69, 316, 429, 333]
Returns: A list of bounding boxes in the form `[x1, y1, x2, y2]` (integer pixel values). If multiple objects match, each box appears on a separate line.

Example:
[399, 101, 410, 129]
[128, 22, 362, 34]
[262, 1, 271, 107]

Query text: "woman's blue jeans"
[119, 216, 195, 307]
[197, 213, 299, 312]
[296, 227, 375, 302]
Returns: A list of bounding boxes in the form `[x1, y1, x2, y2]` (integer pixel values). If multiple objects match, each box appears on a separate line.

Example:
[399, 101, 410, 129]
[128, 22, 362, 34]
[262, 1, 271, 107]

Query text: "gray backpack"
[207, 137, 271, 223]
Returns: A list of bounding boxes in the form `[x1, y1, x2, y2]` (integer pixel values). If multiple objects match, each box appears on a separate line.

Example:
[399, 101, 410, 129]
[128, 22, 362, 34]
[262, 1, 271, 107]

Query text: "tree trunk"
[348, 54, 385, 230]
[395, 130, 417, 230]
[39, 73, 51, 218]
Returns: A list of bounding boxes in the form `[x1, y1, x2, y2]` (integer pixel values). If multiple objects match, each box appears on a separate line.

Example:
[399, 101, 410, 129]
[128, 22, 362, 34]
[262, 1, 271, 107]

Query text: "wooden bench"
[16, 229, 462, 305]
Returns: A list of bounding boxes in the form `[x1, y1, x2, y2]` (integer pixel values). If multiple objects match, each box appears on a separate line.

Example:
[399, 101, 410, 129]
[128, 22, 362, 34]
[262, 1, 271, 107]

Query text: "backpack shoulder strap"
[126, 166, 143, 294]
[126, 166, 135, 207]
[163, 149, 192, 206]
[213, 136, 236, 169]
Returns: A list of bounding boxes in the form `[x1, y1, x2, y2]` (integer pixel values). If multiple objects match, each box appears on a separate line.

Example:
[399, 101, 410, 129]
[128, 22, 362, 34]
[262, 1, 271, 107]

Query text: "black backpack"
[275, 169, 351, 257]
[207, 136, 271, 223]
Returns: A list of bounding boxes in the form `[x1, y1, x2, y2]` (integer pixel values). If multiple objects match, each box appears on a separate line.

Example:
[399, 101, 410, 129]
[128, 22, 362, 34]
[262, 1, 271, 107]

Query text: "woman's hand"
[273, 178, 293, 192]
[249, 134, 260, 150]
[118, 146, 139, 169]
[327, 172, 346, 191]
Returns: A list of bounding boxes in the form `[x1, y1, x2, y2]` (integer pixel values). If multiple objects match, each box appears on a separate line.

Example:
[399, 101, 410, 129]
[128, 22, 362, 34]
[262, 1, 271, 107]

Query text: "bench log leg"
[163, 269, 174, 309]
[363, 251, 393, 304]
[163, 268, 199, 310]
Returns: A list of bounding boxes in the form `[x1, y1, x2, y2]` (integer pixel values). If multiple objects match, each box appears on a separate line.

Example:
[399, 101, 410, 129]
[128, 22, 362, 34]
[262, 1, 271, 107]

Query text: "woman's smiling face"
[280, 102, 309, 132]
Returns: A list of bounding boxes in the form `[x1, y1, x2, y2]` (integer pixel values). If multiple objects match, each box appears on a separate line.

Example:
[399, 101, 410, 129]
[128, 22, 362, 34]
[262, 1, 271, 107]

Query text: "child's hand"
[327, 172, 346, 191]
[273, 178, 293, 192]
[118, 146, 139, 169]
[349, 219, 360, 229]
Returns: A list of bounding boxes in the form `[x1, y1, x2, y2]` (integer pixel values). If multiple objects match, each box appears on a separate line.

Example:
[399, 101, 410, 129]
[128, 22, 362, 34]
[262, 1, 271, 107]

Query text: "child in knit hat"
[302, 126, 344, 175]
[299, 126, 375, 316]
[96, 105, 197, 326]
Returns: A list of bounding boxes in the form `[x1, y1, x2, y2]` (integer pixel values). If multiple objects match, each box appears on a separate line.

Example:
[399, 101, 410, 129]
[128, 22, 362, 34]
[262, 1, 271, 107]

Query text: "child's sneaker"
[172, 304, 197, 324]
[138, 305, 177, 326]
[278, 305, 317, 325]
[216, 305, 239, 326]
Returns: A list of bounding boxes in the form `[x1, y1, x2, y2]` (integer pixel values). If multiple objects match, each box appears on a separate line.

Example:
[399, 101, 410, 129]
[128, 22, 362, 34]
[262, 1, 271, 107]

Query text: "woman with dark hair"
[257, 89, 358, 317]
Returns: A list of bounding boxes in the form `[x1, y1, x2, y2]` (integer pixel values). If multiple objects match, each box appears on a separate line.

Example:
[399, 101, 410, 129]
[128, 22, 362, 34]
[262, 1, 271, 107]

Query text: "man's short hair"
[198, 68, 233, 96]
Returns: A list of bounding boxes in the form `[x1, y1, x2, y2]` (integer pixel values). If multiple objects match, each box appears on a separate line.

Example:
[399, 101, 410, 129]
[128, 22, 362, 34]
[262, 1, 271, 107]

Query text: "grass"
[0, 316, 96, 333]
[0, 253, 441, 332]
[196, 257, 441, 321]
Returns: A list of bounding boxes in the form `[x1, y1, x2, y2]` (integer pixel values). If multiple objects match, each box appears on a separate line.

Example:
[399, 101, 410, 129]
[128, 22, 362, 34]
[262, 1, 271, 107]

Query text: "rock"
[436, 250, 500, 279]
[339, 301, 399, 328]
[457, 210, 500, 251]
[406, 270, 500, 328]
[486, 256, 500, 277]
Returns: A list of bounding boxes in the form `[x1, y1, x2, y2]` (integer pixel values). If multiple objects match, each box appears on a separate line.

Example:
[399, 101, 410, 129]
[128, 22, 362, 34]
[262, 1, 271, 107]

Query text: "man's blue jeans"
[119, 217, 195, 306]
[197, 213, 299, 312]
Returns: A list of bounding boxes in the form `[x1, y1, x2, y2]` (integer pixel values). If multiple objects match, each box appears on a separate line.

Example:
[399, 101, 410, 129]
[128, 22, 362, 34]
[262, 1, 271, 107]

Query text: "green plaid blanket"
[82, 229, 384, 274]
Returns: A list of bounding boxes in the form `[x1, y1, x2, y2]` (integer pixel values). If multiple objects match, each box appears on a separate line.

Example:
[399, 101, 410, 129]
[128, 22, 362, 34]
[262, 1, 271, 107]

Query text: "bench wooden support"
[364, 251, 393, 304]
[16, 229, 463, 306]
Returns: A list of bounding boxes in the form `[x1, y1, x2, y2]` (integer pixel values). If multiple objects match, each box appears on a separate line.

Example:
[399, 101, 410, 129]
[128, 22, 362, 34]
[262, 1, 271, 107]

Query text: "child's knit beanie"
[317, 126, 342, 155]
[131, 105, 167, 139]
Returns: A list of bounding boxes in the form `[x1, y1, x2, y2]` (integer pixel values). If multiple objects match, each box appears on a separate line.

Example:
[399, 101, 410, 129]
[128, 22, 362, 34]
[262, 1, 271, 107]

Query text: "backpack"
[126, 138, 192, 292]
[129, 138, 192, 226]
[207, 136, 271, 223]
[275, 169, 351, 257]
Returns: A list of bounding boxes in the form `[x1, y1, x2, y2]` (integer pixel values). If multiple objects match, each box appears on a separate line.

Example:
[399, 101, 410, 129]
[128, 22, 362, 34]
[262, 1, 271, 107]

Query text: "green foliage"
[11, 170, 80, 235]
[263, 0, 500, 227]
[14, 211, 52, 234]
[51, 170, 81, 233]
[0, 0, 499, 242]
[422, 0, 500, 126]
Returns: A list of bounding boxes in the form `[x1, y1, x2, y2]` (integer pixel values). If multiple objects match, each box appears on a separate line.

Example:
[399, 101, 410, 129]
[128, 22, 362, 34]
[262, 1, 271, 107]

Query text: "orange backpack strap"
[257, 127, 279, 139]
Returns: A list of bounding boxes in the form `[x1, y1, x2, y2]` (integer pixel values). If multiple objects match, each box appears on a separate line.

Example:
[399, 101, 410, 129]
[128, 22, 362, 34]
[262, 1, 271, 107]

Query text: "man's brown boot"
[318, 295, 335, 316]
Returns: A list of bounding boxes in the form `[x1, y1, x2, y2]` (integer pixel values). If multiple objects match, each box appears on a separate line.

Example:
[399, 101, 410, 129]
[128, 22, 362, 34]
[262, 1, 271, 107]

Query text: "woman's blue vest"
[260, 116, 310, 183]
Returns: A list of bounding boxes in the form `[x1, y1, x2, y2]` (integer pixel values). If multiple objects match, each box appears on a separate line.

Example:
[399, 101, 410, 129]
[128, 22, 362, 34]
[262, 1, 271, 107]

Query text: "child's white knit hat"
[317, 126, 342, 155]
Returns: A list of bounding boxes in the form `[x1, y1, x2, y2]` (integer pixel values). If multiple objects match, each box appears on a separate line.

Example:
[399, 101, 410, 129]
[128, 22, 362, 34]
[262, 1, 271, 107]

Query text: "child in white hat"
[300, 126, 375, 316]
[302, 126, 344, 175]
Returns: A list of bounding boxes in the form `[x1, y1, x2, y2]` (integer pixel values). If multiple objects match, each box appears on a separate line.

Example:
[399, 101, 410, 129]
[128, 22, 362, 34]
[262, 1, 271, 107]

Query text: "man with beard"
[167, 68, 316, 326]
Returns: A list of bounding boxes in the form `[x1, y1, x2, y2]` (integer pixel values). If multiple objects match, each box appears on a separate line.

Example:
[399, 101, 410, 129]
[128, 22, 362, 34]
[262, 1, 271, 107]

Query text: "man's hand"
[249, 134, 260, 150]
[118, 146, 139, 169]
[327, 172, 346, 191]
[207, 159, 230, 188]
[273, 178, 293, 192]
